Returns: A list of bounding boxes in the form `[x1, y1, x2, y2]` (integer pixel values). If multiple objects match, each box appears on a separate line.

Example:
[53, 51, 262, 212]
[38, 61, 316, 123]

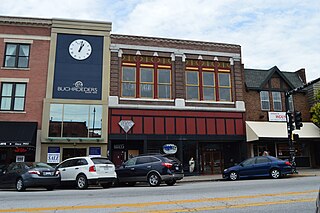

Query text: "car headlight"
[224, 169, 228, 172]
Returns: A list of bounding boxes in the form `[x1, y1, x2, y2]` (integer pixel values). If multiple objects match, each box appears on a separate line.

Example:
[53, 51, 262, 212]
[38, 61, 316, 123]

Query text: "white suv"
[56, 156, 117, 189]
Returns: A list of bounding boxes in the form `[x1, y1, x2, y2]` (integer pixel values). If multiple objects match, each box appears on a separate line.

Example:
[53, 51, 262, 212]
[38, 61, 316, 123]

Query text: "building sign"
[53, 34, 103, 100]
[16, 155, 25, 162]
[89, 147, 101, 157]
[47, 147, 60, 164]
[114, 144, 124, 150]
[268, 112, 287, 122]
[119, 120, 135, 133]
[163, 144, 177, 154]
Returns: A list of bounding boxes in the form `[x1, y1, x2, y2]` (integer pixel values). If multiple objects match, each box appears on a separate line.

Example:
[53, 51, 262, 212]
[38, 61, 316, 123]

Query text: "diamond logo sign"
[119, 120, 135, 133]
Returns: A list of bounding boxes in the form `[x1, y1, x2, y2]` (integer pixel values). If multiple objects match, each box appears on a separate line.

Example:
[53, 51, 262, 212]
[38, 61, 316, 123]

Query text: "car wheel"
[148, 172, 161, 187]
[229, 171, 238, 181]
[270, 168, 281, 179]
[76, 174, 88, 189]
[165, 179, 176, 186]
[101, 182, 113, 188]
[16, 178, 26, 192]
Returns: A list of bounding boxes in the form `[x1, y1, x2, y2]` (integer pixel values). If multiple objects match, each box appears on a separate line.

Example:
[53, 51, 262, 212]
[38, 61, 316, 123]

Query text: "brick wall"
[0, 24, 50, 128]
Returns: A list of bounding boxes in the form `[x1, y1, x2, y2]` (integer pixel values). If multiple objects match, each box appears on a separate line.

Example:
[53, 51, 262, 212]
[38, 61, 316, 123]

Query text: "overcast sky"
[1, 0, 319, 81]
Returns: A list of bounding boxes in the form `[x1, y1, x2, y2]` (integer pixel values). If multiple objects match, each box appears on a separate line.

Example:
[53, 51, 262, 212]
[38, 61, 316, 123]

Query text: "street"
[0, 175, 319, 213]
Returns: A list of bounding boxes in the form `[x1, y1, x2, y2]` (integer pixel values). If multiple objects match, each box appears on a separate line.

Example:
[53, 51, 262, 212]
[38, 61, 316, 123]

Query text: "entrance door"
[201, 151, 222, 175]
[62, 148, 86, 161]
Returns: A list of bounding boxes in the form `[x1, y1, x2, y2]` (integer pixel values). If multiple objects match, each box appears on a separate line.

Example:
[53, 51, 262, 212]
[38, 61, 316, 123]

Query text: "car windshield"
[91, 158, 112, 165]
[25, 162, 53, 169]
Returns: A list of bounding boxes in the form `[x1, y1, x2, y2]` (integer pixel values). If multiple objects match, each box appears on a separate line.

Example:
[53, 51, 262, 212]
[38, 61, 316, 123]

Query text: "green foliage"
[310, 89, 320, 127]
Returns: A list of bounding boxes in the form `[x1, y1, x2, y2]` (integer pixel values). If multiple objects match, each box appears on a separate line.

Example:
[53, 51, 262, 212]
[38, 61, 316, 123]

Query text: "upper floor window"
[260, 91, 270, 110]
[49, 104, 102, 138]
[0, 82, 26, 111]
[288, 95, 294, 112]
[185, 60, 232, 102]
[121, 55, 172, 99]
[186, 71, 199, 100]
[4, 43, 30, 68]
[272, 92, 282, 111]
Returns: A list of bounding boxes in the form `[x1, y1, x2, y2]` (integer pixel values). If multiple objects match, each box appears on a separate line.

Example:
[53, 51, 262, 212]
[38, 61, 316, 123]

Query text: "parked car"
[55, 156, 117, 189]
[223, 156, 293, 181]
[116, 154, 184, 187]
[0, 162, 60, 191]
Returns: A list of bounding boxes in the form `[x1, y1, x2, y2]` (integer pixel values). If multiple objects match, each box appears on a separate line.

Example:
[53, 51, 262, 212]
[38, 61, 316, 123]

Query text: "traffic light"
[294, 111, 303, 130]
[287, 112, 295, 131]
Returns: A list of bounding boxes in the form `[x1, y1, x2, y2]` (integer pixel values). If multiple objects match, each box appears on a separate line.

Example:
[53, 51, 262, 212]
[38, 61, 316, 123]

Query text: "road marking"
[0, 190, 317, 212]
[134, 198, 315, 213]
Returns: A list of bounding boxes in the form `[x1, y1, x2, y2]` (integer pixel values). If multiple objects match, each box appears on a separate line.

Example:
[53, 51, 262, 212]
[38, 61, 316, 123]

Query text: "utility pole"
[285, 77, 320, 172]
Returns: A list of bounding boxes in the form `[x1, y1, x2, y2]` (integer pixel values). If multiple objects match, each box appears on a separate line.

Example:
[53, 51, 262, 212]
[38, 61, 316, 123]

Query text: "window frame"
[260, 91, 270, 111]
[3, 43, 31, 68]
[272, 91, 282, 111]
[0, 82, 27, 111]
[186, 70, 200, 100]
[120, 58, 172, 99]
[185, 61, 232, 102]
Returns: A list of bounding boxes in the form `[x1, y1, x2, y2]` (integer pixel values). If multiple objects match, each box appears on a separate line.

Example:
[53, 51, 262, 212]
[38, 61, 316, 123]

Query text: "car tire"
[229, 171, 238, 181]
[148, 172, 161, 187]
[16, 178, 26, 192]
[101, 182, 113, 188]
[270, 168, 281, 179]
[165, 179, 176, 186]
[76, 174, 88, 189]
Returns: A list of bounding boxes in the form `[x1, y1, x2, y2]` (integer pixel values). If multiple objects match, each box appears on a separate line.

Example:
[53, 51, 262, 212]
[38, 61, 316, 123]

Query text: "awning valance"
[246, 121, 320, 142]
[0, 122, 37, 146]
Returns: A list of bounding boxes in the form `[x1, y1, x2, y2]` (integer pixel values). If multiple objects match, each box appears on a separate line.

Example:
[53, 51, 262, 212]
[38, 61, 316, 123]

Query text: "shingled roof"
[244, 66, 304, 90]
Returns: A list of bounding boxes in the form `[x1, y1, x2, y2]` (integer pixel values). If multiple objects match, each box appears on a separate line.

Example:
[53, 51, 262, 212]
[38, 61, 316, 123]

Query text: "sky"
[1, 0, 319, 81]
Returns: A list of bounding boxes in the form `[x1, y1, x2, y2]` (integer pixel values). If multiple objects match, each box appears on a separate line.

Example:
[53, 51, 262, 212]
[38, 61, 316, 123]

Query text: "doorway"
[62, 148, 86, 161]
[201, 151, 222, 175]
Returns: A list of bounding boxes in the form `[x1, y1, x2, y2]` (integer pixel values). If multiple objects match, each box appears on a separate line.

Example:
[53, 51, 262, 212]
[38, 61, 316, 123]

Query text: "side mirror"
[239, 163, 244, 167]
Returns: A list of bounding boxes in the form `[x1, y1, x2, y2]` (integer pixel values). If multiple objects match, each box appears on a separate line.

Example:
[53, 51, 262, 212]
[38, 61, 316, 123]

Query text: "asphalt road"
[0, 175, 319, 213]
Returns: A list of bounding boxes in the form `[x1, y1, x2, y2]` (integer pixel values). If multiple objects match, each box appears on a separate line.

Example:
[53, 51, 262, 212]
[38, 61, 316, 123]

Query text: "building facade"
[0, 16, 51, 164]
[244, 66, 320, 167]
[39, 19, 112, 164]
[108, 35, 246, 175]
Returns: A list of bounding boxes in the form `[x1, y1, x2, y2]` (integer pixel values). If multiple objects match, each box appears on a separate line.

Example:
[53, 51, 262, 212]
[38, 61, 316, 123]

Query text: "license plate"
[43, 172, 52, 176]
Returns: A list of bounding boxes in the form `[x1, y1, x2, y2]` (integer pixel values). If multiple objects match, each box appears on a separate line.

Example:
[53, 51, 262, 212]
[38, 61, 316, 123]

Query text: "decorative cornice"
[0, 16, 51, 27]
[111, 34, 241, 50]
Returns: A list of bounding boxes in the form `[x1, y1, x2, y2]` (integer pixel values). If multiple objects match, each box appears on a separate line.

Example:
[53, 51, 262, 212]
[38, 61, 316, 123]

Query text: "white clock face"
[69, 39, 92, 60]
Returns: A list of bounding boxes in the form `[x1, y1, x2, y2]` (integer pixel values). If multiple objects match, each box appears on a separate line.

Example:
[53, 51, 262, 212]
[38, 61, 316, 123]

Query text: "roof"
[246, 121, 320, 142]
[244, 66, 304, 90]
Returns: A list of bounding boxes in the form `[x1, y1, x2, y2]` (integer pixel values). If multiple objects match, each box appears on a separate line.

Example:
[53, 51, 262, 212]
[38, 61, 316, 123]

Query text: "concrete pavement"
[180, 168, 320, 183]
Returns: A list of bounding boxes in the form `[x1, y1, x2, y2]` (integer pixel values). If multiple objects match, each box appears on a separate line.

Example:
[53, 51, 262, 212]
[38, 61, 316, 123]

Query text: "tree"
[310, 89, 320, 127]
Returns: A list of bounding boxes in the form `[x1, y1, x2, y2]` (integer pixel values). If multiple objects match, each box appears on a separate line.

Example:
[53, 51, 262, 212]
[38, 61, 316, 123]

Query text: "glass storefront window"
[49, 104, 102, 138]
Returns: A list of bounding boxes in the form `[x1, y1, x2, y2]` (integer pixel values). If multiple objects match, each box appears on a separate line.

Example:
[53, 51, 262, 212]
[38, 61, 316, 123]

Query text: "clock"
[69, 39, 92, 60]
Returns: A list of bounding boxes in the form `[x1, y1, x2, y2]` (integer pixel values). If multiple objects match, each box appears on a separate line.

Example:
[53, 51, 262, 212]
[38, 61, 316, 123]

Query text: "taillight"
[162, 162, 173, 169]
[89, 165, 96, 172]
[285, 161, 292, 166]
[28, 170, 40, 175]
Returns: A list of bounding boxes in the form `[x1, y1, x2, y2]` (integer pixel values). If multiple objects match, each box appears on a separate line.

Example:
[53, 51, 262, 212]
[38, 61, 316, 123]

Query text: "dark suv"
[116, 154, 184, 187]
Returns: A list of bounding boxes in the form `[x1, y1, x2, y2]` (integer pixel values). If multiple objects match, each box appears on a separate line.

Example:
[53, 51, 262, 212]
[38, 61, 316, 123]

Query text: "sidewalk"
[180, 168, 320, 183]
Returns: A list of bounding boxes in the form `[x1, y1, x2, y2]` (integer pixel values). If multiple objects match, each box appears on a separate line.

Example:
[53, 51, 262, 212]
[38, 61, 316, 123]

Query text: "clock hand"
[78, 41, 84, 52]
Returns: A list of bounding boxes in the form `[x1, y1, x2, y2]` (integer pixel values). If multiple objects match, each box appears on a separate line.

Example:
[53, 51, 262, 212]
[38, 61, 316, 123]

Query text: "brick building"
[0, 16, 51, 164]
[244, 66, 320, 167]
[108, 35, 246, 174]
